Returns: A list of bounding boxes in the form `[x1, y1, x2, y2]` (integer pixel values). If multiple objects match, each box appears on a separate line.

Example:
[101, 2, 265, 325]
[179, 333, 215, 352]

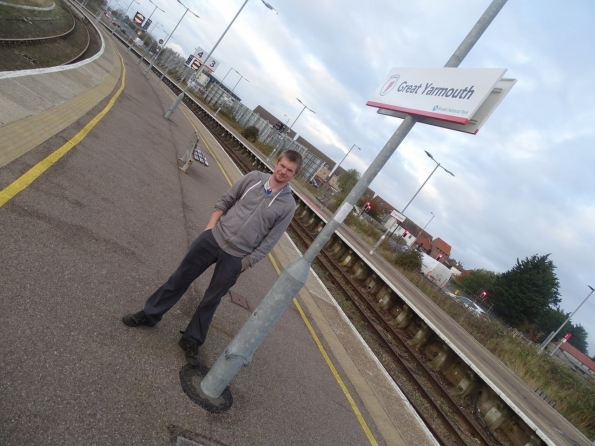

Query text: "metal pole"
[144, 7, 190, 77]
[416, 211, 434, 247]
[267, 99, 313, 162]
[370, 163, 440, 253]
[327, 144, 360, 181]
[165, 0, 249, 119]
[537, 286, 595, 354]
[199, 0, 508, 402]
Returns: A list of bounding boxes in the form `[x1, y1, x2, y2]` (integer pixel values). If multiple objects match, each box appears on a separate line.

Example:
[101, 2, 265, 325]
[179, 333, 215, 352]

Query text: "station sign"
[142, 18, 152, 30]
[192, 46, 219, 72]
[133, 11, 145, 25]
[390, 210, 406, 222]
[376, 78, 517, 134]
[185, 55, 201, 71]
[367, 67, 507, 125]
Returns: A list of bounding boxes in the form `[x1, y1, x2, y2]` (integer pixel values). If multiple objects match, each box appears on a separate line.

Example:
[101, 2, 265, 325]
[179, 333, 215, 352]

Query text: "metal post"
[268, 98, 314, 162]
[537, 286, 595, 353]
[165, 0, 249, 119]
[198, 0, 508, 404]
[327, 144, 360, 182]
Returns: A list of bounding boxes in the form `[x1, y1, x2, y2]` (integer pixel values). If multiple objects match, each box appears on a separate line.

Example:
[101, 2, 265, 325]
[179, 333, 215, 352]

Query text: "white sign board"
[367, 67, 507, 125]
[192, 46, 219, 72]
[390, 210, 406, 222]
[377, 78, 517, 134]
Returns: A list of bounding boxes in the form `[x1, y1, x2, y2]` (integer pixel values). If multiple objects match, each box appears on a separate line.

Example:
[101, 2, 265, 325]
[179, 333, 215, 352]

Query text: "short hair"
[278, 150, 303, 175]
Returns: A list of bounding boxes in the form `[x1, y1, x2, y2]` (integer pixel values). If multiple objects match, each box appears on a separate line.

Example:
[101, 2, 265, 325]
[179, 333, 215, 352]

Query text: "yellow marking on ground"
[0, 53, 126, 209]
[267, 255, 379, 446]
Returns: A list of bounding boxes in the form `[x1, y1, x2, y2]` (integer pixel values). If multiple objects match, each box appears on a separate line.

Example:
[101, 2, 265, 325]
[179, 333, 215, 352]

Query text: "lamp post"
[267, 97, 315, 162]
[370, 150, 454, 255]
[165, 0, 277, 119]
[416, 211, 434, 248]
[143, 0, 200, 77]
[215, 69, 248, 116]
[128, 0, 164, 51]
[536, 285, 595, 354]
[284, 114, 290, 125]
[196, 0, 507, 411]
[221, 67, 234, 85]
[327, 144, 360, 182]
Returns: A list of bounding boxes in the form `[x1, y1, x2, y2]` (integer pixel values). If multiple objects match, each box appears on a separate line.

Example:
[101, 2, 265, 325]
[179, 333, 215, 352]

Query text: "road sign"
[192, 46, 219, 72]
[368, 67, 506, 125]
[133, 11, 145, 25]
[390, 210, 406, 222]
[158, 38, 163, 45]
[376, 78, 517, 134]
[142, 18, 151, 30]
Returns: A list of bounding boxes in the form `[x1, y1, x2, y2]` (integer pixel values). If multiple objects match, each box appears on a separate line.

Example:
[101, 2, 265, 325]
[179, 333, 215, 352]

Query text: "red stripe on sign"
[366, 101, 469, 125]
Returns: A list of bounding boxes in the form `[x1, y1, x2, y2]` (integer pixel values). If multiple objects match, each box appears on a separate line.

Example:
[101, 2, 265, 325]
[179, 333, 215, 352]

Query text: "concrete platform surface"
[0, 31, 436, 446]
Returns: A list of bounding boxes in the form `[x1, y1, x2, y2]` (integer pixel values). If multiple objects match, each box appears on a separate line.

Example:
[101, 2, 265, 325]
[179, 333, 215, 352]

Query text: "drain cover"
[179, 364, 233, 413]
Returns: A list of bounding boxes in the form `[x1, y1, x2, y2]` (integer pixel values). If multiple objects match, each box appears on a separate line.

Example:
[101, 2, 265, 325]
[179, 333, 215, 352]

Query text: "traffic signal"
[403, 230, 409, 237]
[437, 254, 443, 260]
[133, 11, 145, 25]
[480, 291, 487, 299]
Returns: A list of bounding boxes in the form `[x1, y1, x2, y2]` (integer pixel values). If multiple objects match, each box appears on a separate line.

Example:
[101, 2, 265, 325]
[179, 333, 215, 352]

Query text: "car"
[455, 296, 488, 318]
[309, 179, 319, 188]
[111, 20, 119, 27]
[121, 28, 127, 35]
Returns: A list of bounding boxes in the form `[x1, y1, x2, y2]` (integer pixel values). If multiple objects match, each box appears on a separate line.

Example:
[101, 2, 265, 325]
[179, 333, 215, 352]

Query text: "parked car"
[309, 179, 319, 188]
[456, 296, 488, 318]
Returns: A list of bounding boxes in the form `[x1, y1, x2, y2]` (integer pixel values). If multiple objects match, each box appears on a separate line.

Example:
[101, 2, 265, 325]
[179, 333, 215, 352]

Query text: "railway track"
[182, 101, 507, 445]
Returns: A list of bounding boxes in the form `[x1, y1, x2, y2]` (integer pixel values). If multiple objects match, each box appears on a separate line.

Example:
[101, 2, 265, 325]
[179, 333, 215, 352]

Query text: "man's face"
[273, 157, 299, 185]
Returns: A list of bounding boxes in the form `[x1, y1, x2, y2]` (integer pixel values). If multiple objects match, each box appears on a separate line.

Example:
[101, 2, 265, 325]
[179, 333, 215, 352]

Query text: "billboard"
[142, 18, 152, 30]
[192, 46, 219, 72]
[367, 67, 506, 125]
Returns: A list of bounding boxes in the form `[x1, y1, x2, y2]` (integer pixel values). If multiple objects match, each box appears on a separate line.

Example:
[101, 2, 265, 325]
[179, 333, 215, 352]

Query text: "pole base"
[179, 364, 233, 413]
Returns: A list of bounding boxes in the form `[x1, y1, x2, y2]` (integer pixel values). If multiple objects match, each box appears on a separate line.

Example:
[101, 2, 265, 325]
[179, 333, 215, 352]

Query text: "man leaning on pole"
[122, 150, 303, 366]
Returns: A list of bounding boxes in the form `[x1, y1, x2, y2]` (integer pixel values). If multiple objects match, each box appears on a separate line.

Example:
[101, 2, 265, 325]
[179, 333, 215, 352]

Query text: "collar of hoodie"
[240, 179, 283, 208]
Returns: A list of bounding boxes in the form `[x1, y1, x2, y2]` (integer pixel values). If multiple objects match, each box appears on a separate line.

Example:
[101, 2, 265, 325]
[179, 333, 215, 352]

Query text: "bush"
[241, 125, 259, 142]
[394, 250, 422, 271]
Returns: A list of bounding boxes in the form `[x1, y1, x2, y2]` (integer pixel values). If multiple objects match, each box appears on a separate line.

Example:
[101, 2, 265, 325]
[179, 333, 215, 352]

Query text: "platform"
[0, 25, 436, 446]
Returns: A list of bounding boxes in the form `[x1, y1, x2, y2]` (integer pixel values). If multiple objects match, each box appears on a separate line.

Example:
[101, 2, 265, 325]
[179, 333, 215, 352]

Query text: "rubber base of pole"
[179, 364, 233, 413]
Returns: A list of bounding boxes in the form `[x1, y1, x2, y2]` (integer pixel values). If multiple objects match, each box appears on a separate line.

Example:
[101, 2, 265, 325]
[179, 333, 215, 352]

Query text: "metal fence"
[203, 83, 325, 181]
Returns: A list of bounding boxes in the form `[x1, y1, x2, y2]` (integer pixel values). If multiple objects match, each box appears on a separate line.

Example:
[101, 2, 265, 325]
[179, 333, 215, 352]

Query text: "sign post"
[190, 0, 511, 413]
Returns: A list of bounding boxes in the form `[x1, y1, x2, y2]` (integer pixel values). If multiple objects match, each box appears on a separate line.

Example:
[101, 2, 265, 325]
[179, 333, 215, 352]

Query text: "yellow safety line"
[267, 256, 379, 446]
[0, 52, 127, 209]
[163, 84, 378, 446]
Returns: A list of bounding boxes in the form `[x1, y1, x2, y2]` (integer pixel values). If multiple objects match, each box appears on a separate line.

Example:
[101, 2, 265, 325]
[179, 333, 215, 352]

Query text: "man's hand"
[205, 210, 224, 231]
[241, 257, 250, 273]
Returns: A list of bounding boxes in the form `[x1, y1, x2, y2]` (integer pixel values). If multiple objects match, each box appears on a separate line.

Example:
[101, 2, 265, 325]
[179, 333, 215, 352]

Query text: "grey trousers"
[143, 229, 242, 345]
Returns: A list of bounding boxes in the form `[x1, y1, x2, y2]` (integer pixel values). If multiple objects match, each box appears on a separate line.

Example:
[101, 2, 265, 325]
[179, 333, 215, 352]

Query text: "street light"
[416, 211, 434, 248]
[284, 114, 290, 124]
[143, 0, 200, 77]
[327, 144, 360, 182]
[370, 150, 454, 255]
[215, 70, 248, 116]
[165, 0, 277, 119]
[136, 22, 164, 67]
[536, 285, 595, 354]
[221, 68, 234, 85]
[267, 97, 315, 162]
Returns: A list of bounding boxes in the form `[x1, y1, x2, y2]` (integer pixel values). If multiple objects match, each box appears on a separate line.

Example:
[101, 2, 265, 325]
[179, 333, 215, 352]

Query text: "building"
[429, 238, 451, 263]
[552, 342, 595, 378]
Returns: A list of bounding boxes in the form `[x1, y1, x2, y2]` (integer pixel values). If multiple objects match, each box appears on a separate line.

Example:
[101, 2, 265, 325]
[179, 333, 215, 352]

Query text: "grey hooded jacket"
[210, 170, 296, 270]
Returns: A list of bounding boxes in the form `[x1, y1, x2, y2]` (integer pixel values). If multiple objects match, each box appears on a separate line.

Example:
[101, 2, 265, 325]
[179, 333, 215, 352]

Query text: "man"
[122, 150, 302, 366]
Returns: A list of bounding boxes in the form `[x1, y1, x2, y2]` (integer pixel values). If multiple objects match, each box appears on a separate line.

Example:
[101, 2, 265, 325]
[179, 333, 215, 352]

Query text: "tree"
[241, 125, 259, 142]
[567, 324, 589, 355]
[356, 196, 382, 220]
[336, 168, 360, 194]
[535, 307, 570, 341]
[457, 269, 498, 295]
[490, 254, 560, 327]
[394, 250, 422, 271]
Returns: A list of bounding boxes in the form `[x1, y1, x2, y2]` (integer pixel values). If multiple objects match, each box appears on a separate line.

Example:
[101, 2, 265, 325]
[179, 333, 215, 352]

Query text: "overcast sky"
[120, 0, 595, 355]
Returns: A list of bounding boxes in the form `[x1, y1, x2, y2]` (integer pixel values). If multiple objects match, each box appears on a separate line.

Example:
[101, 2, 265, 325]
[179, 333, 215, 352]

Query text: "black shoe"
[178, 338, 201, 366]
[122, 310, 157, 327]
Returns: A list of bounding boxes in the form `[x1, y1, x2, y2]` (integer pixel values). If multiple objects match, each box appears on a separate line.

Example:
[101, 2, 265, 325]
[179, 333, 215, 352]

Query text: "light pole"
[221, 67, 234, 85]
[215, 69, 248, 116]
[284, 114, 290, 125]
[327, 144, 360, 182]
[267, 97, 315, 162]
[416, 211, 434, 248]
[195, 0, 507, 411]
[536, 285, 595, 354]
[144, 0, 200, 77]
[128, 0, 164, 51]
[165, 0, 277, 119]
[370, 150, 454, 255]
